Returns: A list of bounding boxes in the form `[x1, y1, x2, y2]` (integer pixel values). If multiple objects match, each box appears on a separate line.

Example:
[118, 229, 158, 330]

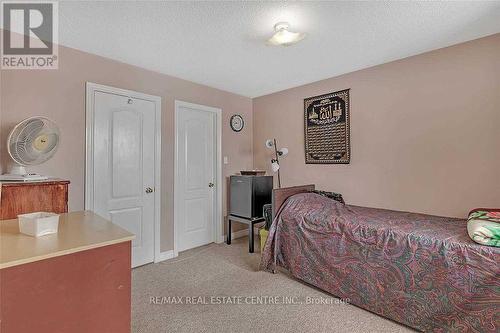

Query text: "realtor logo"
[1, 1, 58, 69]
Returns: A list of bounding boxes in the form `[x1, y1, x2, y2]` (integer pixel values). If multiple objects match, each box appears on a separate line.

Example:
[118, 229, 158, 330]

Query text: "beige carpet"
[132, 236, 414, 333]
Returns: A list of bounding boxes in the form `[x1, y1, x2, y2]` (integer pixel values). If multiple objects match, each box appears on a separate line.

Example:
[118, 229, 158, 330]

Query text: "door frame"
[174, 100, 223, 257]
[84, 82, 162, 263]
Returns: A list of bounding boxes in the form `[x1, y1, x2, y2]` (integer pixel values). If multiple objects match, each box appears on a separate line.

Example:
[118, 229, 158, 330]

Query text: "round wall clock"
[230, 114, 244, 132]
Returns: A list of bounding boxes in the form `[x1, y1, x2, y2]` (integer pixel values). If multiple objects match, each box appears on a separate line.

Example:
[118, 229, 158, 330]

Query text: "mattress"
[260, 193, 500, 332]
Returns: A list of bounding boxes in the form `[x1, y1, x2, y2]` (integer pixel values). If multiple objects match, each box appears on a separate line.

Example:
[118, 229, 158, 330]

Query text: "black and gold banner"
[304, 89, 350, 164]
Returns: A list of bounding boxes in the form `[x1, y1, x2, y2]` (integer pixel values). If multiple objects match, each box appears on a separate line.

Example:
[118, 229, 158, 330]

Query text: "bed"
[261, 185, 500, 332]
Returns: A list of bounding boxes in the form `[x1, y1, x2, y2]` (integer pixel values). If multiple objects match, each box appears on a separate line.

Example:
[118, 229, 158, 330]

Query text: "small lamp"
[265, 138, 288, 188]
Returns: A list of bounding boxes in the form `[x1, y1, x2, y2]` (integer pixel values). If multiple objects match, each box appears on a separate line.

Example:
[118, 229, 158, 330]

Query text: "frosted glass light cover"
[267, 22, 305, 46]
[279, 148, 289, 156]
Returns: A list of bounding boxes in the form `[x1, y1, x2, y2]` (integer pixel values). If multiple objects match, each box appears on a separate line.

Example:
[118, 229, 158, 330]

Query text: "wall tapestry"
[304, 89, 350, 164]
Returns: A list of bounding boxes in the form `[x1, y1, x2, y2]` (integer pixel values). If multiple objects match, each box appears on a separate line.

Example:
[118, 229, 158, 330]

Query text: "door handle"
[208, 182, 214, 188]
[145, 187, 154, 193]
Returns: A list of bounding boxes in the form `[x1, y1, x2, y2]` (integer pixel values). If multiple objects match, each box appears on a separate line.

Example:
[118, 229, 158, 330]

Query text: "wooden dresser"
[0, 179, 69, 220]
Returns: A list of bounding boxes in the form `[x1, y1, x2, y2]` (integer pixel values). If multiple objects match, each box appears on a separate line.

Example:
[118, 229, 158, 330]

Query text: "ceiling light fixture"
[267, 22, 305, 46]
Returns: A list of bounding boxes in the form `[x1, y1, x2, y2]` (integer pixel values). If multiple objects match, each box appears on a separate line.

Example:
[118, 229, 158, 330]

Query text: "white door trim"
[174, 100, 223, 257]
[85, 82, 163, 263]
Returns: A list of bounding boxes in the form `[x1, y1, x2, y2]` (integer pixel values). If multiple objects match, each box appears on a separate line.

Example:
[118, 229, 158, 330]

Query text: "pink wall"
[2, 32, 499, 253]
[253, 33, 500, 218]
[0, 44, 253, 251]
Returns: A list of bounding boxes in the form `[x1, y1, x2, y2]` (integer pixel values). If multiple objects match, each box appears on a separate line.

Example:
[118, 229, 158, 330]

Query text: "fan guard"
[7, 117, 60, 166]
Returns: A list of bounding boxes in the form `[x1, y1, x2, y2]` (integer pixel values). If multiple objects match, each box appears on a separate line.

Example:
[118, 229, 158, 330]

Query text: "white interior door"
[176, 103, 216, 252]
[92, 91, 156, 267]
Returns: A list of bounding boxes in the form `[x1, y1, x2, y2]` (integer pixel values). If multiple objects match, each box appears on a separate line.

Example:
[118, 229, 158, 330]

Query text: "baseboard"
[154, 250, 176, 263]
[221, 225, 262, 243]
[227, 229, 248, 240]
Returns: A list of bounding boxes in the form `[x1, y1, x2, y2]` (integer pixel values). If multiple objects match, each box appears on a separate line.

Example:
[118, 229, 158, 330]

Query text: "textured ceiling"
[59, 1, 500, 97]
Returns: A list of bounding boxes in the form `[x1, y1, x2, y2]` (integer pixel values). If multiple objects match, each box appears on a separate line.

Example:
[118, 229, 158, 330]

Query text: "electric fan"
[0, 117, 60, 181]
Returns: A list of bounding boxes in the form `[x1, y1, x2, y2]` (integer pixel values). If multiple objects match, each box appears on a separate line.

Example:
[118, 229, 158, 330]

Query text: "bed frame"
[272, 184, 315, 218]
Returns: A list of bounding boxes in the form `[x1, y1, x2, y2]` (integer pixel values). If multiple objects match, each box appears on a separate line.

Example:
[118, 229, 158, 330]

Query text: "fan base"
[1, 165, 48, 181]
[8, 164, 27, 175]
[0, 174, 48, 181]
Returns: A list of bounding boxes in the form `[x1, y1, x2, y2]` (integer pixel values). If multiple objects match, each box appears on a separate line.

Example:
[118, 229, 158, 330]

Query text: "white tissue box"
[18, 212, 60, 237]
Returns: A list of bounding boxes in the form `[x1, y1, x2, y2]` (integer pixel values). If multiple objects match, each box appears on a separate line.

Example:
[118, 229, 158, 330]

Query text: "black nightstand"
[226, 175, 272, 253]
[226, 215, 265, 253]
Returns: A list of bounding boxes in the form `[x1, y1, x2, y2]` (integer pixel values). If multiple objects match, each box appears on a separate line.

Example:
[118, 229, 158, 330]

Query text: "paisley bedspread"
[260, 193, 500, 332]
